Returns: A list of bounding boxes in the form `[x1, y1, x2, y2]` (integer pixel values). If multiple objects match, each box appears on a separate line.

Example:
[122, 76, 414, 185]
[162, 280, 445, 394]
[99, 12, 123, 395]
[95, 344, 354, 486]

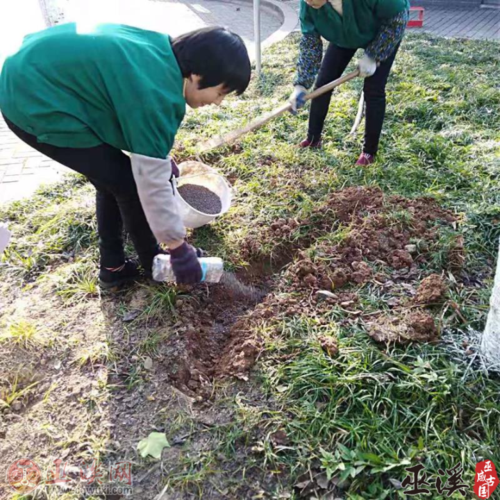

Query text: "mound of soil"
[415, 274, 447, 305]
[151, 187, 461, 394]
[367, 311, 439, 344]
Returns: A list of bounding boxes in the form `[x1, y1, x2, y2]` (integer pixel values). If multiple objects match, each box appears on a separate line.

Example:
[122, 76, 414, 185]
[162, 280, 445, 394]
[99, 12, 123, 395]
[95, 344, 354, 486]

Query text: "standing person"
[0, 24, 251, 287]
[290, 0, 409, 166]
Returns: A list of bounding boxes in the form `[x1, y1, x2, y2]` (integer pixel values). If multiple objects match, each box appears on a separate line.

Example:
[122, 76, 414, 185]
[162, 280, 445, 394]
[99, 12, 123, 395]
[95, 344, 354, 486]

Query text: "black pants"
[4, 115, 160, 270]
[308, 44, 400, 155]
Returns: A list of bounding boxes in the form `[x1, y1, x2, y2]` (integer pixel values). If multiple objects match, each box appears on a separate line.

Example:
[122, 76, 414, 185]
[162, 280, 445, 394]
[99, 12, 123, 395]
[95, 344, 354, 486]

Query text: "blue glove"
[289, 85, 307, 114]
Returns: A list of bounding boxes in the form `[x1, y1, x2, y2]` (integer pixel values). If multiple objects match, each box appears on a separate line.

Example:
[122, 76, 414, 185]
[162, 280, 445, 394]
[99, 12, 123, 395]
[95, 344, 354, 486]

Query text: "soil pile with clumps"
[178, 184, 222, 214]
[367, 311, 439, 344]
[415, 274, 447, 305]
[151, 187, 462, 394]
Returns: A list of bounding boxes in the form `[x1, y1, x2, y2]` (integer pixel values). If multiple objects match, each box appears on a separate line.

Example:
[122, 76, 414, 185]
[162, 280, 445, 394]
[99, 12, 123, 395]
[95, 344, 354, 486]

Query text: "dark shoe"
[299, 138, 322, 149]
[356, 152, 376, 166]
[99, 259, 141, 289]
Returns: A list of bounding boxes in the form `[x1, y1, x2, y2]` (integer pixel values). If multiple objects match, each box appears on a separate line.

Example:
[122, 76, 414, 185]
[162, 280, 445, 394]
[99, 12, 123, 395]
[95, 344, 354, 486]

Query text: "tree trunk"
[482, 238, 500, 371]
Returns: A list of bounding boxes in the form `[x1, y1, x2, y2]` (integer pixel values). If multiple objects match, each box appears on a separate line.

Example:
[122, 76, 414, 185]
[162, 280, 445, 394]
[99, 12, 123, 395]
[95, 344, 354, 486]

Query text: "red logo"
[474, 460, 499, 499]
[7, 459, 41, 493]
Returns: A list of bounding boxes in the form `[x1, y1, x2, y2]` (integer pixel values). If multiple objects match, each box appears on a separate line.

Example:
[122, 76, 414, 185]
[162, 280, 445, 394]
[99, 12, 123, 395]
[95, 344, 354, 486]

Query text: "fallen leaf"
[389, 478, 403, 489]
[137, 432, 169, 459]
[123, 310, 140, 322]
[316, 290, 336, 301]
[144, 357, 153, 370]
[316, 472, 330, 489]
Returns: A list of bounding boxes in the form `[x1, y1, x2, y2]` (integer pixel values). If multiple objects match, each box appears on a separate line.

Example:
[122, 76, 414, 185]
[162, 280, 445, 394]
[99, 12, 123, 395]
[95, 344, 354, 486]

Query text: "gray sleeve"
[130, 153, 186, 245]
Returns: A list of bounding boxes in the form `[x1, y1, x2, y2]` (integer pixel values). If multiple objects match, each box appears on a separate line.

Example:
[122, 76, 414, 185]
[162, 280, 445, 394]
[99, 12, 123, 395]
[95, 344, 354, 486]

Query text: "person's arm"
[290, 0, 323, 111]
[364, 9, 410, 63]
[294, 0, 323, 90]
[294, 33, 323, 90]
[130, 154, 186, 248]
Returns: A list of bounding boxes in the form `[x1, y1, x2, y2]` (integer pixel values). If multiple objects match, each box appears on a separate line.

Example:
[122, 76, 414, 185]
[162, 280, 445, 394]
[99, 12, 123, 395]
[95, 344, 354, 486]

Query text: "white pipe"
[254, 0, 262, 77]
[482, 237, 500, 372]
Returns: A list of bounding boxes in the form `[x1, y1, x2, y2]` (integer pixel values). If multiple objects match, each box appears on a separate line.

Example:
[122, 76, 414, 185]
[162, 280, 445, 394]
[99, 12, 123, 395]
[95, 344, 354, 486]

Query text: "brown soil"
[415, 274, 447, 305]
[241, 186, 459, 293]
[157, 276, 270, 394]
[367, 310, 439, 344]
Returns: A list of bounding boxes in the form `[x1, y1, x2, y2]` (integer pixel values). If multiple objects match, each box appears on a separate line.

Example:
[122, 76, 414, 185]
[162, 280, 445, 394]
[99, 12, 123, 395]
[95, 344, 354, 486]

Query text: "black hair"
[171, 27, 251, 95]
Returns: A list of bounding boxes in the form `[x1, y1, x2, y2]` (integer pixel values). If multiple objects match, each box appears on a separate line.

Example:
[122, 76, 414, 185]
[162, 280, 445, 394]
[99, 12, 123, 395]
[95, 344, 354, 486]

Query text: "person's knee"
[364, 85, 386, 102]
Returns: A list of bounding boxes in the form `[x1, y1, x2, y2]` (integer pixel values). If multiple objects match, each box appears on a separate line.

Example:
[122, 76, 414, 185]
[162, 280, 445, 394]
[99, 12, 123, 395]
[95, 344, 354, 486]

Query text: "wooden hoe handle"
[198, 70, 360, 153]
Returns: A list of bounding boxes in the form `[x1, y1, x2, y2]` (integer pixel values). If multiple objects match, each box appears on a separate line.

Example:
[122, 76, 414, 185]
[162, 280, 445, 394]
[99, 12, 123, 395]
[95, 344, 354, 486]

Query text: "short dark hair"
[172, 27, 251, 95]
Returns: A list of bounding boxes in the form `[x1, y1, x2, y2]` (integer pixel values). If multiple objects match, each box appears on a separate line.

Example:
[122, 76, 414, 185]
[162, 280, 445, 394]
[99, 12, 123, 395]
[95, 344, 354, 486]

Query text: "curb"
[238, 0, 299, 53]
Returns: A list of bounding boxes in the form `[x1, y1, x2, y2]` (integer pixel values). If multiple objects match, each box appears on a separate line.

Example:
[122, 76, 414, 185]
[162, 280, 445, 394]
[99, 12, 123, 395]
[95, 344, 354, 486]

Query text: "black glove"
[170, 242, 202, 284]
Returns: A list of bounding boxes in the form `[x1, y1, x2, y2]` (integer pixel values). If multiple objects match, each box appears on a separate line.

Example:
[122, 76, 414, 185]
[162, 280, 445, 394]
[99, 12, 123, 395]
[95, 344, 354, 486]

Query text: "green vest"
[0, 23, 186, 159]
[300, 0, 410, 49]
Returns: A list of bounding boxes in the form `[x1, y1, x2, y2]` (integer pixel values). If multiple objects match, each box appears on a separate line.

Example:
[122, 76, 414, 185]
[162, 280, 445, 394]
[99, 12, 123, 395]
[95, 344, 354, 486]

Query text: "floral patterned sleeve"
[294, 33, 323, 89]
[365, 9, 410, 62]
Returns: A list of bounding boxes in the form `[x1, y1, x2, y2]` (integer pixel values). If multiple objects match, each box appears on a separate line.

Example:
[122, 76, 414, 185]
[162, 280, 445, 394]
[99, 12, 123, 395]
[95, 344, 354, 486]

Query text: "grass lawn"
[0, 32, 499, 499]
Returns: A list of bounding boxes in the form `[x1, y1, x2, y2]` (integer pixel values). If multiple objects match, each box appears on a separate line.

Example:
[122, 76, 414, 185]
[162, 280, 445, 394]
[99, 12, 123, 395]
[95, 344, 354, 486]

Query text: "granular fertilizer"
[177, 184, 222, 215]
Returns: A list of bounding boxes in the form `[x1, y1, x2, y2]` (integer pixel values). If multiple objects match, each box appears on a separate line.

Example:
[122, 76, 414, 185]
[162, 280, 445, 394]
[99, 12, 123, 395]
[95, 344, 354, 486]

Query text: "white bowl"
[174, 161, 232, 229]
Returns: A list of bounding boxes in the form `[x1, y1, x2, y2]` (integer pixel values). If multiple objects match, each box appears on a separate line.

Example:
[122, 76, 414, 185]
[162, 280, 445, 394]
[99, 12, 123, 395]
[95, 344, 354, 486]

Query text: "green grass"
[0, 32, 499, 499]
[0, 319, 41, 348]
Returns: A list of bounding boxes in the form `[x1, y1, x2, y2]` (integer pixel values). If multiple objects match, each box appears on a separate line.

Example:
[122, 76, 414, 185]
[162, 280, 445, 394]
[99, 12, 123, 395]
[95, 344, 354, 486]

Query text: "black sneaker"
[99, 259, 141, 289]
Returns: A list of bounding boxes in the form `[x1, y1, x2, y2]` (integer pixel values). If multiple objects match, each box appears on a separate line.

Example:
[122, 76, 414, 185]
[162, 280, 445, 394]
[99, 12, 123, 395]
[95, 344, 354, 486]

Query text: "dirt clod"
[177, 184, 222, 214]
[367, 310, 438, 344]
[391, 250, 414, 270]
[415, 274, 447, 305]
[318, 336, 339, 357]
[351, 261, 372, 284]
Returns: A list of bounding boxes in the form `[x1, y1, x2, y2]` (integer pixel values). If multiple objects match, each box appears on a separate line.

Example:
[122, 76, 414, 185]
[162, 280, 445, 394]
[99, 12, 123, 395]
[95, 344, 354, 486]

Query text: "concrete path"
[281, 0, 500, 40]
[412, 6, 500, 40]
[0, 117, 66, 205]
[0, 0, 297, 205]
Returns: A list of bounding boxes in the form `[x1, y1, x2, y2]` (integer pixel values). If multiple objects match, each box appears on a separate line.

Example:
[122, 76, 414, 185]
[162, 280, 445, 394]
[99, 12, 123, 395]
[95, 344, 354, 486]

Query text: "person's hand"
[289, 85, 307, 114]
[169, 242, 202, 284]
[170, 157, 179, 178]
[358, 53, 377, 78]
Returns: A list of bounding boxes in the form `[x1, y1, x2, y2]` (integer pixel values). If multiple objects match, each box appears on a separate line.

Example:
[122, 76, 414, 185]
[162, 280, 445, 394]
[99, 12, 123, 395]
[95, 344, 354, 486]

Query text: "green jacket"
[0, 23, 186, 159]
[300, 0, 410, 49]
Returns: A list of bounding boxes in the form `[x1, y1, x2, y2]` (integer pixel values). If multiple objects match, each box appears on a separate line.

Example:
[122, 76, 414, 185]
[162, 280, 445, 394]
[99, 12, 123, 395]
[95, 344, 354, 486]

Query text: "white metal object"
[350, 91, 365, 136]
[0, 223, 11, 254]
[254, 0, 261, 77]
[152, 254, 224, 283]
[175, 161, 232, 229]
[482, 238, 500, 371]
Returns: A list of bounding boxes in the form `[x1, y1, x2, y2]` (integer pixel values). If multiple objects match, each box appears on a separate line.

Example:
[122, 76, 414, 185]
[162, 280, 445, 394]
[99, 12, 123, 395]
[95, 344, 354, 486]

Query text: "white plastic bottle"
[152, 254, 224, 283]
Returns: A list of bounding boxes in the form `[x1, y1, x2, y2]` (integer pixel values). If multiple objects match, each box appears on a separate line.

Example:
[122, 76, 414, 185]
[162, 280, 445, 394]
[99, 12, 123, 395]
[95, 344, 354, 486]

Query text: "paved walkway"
[414, 6, 500, 40]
